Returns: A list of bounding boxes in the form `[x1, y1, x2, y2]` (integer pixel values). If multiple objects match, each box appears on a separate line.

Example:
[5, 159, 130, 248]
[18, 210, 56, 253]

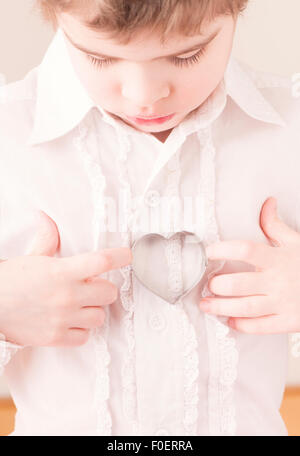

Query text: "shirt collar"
[27, 27, 287, 147]
[27, 27, 95, 147]
[224, 57, 287, 128]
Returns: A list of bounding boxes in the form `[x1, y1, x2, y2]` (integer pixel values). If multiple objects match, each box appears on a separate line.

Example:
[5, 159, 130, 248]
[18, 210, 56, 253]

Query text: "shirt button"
[154, 428, 169, 436]
[144, 190, 160, 208]
[149, 313, 166, 332]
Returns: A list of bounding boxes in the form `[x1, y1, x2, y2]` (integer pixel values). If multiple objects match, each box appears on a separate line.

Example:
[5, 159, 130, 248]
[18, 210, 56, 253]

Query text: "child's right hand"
[0, 211, 132, 347]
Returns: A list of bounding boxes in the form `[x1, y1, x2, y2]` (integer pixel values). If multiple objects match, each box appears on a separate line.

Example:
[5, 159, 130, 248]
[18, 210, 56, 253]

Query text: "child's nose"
[121, 80, 170, 106]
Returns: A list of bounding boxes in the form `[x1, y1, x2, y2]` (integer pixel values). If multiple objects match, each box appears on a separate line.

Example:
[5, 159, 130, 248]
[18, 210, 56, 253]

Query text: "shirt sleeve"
[0, 333, 24, 376]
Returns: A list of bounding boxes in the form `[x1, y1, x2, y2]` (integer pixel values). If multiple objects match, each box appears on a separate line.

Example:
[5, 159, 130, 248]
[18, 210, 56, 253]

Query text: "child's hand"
[0, 211, 132, 347]
[199, 197, 300, 334]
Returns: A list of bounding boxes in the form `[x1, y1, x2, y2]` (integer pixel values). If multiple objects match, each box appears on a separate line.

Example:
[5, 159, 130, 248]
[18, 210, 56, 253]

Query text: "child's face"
[58, 12, 237, 141]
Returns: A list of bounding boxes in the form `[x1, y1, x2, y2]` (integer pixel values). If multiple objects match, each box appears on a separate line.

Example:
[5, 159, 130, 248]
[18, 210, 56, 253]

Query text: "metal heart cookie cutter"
[131, 231, 208, 304]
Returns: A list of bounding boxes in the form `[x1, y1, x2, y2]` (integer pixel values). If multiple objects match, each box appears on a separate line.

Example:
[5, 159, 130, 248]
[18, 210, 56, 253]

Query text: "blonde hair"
[36, 0, 248, 44]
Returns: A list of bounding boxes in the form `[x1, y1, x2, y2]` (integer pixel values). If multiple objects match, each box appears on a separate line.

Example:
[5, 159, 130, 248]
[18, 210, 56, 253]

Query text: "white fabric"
[0, 27, 300, 436]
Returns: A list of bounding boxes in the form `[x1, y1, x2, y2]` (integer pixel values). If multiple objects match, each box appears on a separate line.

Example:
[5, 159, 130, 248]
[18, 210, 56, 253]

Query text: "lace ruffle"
[74, 113, 112, 436]
[92, 320, 112, 435]
[163, 150, 200, 436]
[181, 304, 200, 435]
[197, 127, 239, 436]
[115, 129, 139, 435]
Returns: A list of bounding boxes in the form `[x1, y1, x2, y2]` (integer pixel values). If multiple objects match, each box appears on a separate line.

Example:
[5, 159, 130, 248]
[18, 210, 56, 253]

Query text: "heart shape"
[131, 231, 208, 304]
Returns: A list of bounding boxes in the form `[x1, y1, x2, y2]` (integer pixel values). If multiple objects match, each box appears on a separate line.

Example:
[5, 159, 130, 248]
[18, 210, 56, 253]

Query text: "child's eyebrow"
[62, 27, 221, 60]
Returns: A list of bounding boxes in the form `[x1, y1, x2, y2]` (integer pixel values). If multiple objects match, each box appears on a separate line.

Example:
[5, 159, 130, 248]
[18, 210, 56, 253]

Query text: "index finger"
[58, 247, 132, 280]
[205, 240, 278, 270]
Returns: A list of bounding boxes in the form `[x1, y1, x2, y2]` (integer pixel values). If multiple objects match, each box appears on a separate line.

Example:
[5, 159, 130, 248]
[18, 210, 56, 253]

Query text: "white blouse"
[1, 27, 300, 436]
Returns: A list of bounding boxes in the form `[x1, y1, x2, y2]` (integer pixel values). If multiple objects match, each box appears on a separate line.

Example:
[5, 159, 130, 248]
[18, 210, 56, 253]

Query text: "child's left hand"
[199, 196, 300, 334]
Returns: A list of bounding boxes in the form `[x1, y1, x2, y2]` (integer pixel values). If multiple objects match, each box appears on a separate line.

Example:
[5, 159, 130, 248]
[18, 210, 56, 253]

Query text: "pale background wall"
[0, 0, 300, 395]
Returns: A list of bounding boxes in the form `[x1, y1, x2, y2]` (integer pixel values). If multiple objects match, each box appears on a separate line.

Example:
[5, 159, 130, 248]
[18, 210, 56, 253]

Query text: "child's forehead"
[59, 11, 228, 59]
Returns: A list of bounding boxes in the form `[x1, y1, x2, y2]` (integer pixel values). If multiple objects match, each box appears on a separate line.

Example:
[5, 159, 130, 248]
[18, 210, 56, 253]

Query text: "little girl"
[0, 0, 300, 436]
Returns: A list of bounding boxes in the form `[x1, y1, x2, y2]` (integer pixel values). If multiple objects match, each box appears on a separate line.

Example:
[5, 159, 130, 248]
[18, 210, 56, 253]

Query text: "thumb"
[25, 210, 60, 256]
[259, 196, 300, 247]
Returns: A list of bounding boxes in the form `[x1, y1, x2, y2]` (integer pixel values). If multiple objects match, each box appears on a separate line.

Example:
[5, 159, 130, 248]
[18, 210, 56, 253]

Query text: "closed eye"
[85, 46, 208, 70]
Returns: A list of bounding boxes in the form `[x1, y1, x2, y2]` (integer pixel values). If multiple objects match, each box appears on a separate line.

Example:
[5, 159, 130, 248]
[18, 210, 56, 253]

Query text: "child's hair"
[35, 0, 248, 44]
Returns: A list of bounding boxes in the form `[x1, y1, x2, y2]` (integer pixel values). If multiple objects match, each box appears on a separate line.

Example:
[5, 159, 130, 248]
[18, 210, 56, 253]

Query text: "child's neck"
[150, 128, 173, 143]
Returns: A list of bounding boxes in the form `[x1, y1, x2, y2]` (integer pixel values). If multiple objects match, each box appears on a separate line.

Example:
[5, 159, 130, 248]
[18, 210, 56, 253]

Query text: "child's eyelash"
[86, 47, 207, 70]
[172, 47, 207, 68]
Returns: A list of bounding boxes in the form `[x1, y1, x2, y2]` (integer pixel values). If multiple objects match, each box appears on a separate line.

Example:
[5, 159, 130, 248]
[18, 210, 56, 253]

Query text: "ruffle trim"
[73, 114, 112, 436]
[197, 127, 239, 436]
[115, 129, 139, 435]
[163, 150, 200, 435]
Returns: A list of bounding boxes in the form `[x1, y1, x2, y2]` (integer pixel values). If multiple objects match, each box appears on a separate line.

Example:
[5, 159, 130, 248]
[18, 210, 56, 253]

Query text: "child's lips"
[125, 113, 175, 125]
[133, 114, 172, 119]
